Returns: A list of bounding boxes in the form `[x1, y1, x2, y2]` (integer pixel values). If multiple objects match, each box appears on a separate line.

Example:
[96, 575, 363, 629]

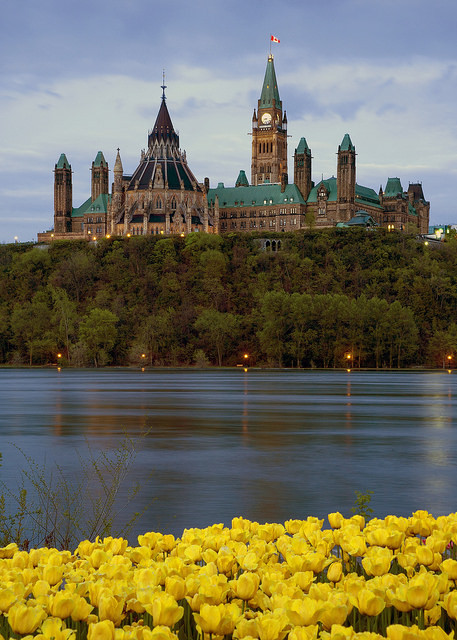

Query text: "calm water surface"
[0, 368, 456, 540]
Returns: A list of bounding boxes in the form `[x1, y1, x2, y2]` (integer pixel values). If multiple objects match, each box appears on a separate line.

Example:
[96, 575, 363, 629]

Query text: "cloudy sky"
[1, 0, 456, 243]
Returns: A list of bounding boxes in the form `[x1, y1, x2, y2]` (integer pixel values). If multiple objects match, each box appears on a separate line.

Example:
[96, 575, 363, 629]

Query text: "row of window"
[220, 218, 298, 231]
[223, 207, 298, 219]
[259, 142, 273, 154]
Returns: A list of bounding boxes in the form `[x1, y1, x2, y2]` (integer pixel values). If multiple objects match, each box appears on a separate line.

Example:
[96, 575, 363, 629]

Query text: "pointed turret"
[294, 137, 312, 200]
[235, 170, 249, 187]
[251, 54, 287, 186]
[114, 148, 123, 174]
[337, 134, 356, 221]
[339, 133, 355, 152]
[147, 88, 179, 158]
[259, 54, 282, 110]
[91, 151, 109, 202]
[54, 154, 72, 233]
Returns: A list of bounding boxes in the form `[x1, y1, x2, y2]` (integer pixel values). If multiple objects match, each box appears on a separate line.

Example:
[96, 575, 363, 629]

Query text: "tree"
[194, 309, 239, 366]
[135, 308, 179, 365]
[256, 290, 291, 367]
[79, 308, 118, 367]
[289, 292, 316, 367]
[50, 286, 77, 363]
[11, 292, 54, 365]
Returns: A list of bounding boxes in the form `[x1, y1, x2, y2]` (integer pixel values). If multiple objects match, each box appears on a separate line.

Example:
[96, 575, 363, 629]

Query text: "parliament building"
[38, 55, 430, 242]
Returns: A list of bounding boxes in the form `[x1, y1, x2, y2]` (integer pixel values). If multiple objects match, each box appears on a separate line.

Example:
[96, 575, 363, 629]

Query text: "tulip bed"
[2, 511, 457, 640]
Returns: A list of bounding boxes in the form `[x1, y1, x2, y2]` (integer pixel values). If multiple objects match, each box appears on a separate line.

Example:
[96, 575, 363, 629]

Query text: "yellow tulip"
[415, 545, 434, 566]
[87, 620, 116, 640]
[233, 617, 259, 638]
[319, 602, 350, 630]
[231, 572, 260, 600]
[0, 587, 18, 612]
[217, 547, 237, 575]
[102, 537, 128, 556]
[327, 562, 343, 583]
[354, 588, 386, 616]
[158, 534, 176, 553]
[193, 602, 224, 634]
[255, 611, 289, 640]
[42, 563, 64, 586]
[285, 598, 324, 626]
[0, 542, 18, 558]
[7, 602, 47, 634]
[217, 602, 242, 635]
[71, 595, 94, 621]
[386, 624, 422, 640]
[424, 605, 442, 626]
[142, 626, 180, 640]
[48, 590, 76, 619]
[340, 535, 367, 557]
[423, 626, 456, 640]
[362, 550, 392, 577]
[302, 551, 328, 574]
[98, 594, 125, 625]
[39, 617, 75, 640]
[328, 513, 345, 529]
[288, 625, 319, 640]
[440, 558, 457, 579]
[291, 570, 315, 592]
[443, 590, 457, 620]
[165, 575, 187, 600]
[147, 592, 183, 627]
[386, 586, 414, 613]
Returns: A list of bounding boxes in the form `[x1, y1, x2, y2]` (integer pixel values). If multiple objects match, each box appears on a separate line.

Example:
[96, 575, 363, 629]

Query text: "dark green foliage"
[0, 230, 455, 367]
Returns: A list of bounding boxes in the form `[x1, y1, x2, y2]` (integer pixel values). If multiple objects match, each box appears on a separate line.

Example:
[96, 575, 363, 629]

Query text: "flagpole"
[269, 35, 272, 56]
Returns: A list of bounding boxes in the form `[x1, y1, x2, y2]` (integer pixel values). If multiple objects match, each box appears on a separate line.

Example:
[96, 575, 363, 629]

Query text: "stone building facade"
[39, 88, 212, 243]
[39, 55, 429, 242]
[207, 54, 430, 235]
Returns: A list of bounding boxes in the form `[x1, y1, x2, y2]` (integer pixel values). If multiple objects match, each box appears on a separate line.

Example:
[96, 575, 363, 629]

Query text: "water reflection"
[0, 369, 457, 539]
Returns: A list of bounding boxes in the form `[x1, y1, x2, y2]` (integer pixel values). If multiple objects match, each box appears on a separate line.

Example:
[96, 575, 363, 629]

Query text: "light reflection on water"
[0, 368, 457, 539]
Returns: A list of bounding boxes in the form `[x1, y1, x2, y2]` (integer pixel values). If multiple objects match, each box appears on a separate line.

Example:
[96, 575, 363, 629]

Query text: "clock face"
[261, 112, 272, 124]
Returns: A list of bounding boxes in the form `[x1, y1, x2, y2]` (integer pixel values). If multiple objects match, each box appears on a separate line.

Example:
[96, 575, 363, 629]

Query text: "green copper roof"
[384, 177, 403, 197]
[259, 55, 282, 110]
[235, 170, 249, 187]
[56, 153, 71, 169]
[339, 134, 355, 151]
[93, 151, 107, 168]
[207, 182, 306, 207]
[355, 184, 383, 209]
[295, 137, 311, 155]
[71, 194, 110, 219]
[307, 178, 338, 203]
[71, 197, 92, 219]
[307, 178, 382, 208]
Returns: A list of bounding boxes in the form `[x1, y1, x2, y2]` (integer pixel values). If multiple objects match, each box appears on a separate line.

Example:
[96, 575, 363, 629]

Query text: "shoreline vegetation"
[1, 510, 457, 640]
[1, 229, 457, 368]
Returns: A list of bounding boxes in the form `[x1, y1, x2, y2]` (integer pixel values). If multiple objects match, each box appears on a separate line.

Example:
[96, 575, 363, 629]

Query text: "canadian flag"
[271, 35, 280, 43]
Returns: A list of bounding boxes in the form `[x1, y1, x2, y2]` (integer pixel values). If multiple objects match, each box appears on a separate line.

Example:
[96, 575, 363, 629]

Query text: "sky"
[1, 0, 456, 243]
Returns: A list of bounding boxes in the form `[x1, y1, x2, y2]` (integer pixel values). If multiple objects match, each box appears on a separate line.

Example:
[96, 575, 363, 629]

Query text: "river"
[0, 368, 455, 543]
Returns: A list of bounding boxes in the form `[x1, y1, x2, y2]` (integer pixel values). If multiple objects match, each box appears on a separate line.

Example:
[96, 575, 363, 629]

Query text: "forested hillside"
[0, 229, 456, 368]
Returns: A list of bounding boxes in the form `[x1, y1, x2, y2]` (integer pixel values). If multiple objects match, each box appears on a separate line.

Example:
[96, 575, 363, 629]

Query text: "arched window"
[156, 197, 162, 209]
[171, 198, 177, 210]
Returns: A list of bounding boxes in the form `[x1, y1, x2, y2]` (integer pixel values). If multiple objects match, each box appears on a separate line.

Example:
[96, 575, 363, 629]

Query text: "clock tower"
[251, 54, 288, 186]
